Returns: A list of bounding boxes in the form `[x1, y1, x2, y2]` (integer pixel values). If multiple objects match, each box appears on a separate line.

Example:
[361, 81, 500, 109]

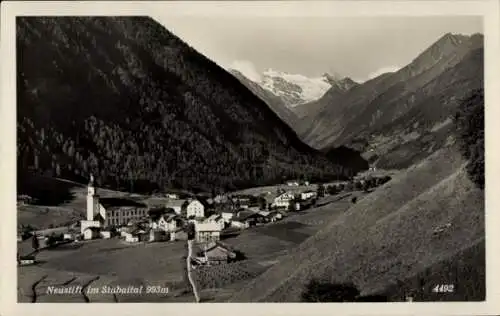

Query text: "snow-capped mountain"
[229, 67, 357, 107]
[260, 69, 335, 106]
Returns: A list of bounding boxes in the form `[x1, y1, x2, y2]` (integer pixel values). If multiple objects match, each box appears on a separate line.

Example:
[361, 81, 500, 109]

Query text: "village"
[17, 171, 392, 268]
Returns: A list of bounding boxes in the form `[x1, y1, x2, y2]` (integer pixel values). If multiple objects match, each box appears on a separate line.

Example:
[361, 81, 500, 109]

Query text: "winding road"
[186, 239, 200, 302]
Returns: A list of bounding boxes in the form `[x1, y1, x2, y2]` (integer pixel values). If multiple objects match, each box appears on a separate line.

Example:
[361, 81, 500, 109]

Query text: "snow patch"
[261, 69, 333, 105]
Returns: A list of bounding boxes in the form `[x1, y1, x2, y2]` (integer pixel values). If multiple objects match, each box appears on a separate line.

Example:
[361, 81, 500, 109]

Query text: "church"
[80, 175, 148, 239]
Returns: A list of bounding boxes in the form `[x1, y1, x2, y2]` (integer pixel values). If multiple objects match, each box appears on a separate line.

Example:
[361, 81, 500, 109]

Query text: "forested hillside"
[17, 17, 359, 194]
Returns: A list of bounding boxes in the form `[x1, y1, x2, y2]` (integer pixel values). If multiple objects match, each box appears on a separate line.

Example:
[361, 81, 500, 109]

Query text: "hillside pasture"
[18, 238, 192, 302]
[229, 146, 484, 302]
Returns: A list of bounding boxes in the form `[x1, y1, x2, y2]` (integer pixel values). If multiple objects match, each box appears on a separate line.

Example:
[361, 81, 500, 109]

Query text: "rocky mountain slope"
[17, 16, 361, 193]
[298, 33, 483, 169]
[231, 68, 358, 109]
[228, 69, 299, 129]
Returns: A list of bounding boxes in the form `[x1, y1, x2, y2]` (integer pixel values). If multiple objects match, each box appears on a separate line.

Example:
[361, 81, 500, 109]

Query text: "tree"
[301, 279, 360, 302]
[31, 234, 39, 252]
[455, 89, 484, 189]
[317, 184, 325, 197]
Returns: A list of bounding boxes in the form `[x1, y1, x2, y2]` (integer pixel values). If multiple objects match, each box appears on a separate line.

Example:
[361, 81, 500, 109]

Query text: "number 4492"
[432, 284, 455, 293]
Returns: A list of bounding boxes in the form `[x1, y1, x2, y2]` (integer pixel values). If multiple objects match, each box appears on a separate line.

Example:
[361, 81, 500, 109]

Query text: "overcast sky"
[154, 15, 482, 82]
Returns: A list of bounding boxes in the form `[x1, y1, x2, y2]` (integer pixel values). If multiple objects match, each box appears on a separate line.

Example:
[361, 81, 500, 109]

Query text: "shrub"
[351, 197, 357, 204]
[455, 89, 484, 189]
[301, 279, 360, 302]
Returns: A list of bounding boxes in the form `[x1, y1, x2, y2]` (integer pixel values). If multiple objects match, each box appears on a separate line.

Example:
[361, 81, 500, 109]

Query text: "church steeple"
[86, 174, 99, 221]
[88, 174, 97, 196]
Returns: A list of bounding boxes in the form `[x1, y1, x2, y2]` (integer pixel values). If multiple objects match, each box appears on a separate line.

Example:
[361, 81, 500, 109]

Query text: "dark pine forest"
[17, 17, 363, 194]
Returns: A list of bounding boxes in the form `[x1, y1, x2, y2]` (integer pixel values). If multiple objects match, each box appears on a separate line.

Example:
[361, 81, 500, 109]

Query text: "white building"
[150, 213, 178, 232]
[194, 222, 221, 243]
[186, 199, 205, 218]
[300, 190, 317, 201]
[83, 227, 100, 240]
[206, 214, 225, 230]
[272, 192, 295, 208]
[221, 211, 234, 223]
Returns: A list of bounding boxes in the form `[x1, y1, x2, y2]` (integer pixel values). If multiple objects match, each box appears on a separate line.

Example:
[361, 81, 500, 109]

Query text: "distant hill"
[17, 17, 361, 194]
[298, 33, 483, 169]
[229, 145, 484, 302]
[228, 69, 299, 129]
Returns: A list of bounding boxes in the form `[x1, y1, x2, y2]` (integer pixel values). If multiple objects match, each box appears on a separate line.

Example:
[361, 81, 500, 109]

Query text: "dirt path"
[186, 240, 200, 302]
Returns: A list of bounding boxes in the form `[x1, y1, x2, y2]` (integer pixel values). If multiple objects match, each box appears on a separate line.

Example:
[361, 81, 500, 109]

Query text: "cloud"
[366, 66, 402, 81]
[228, 60, 262, 82]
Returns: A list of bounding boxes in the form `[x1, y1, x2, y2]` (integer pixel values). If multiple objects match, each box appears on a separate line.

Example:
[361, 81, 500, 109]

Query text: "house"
[63, 232, 76, 240]
[80, 175, 148, 235]
[194, 222, 222, 243]
[195, 242, 238, 265]
[266, 211, 284, 222]
[83, 227, 101, 240]
[165, 193, 179, 199]
[300, 190, 317, 201]
[206, 214, 225, 230]
[149, 208, 179, 232]
[18, 255, 36, 266]
[213, 194, 229, 204]
[186, 199, 205, 218]
[272, 192, 295, 209]
[286, 180, 300, 186]
[221, 211, 235, 223]
[231, 220, 249, 229]
[258, 210, 271, 217]
[232, 210, 266, 227]
[123, 227, 149, 242]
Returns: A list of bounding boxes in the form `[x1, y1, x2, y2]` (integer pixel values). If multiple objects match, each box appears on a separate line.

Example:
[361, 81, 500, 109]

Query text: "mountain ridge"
[17, 16, 360, 193]
[297, 32, 483, 169]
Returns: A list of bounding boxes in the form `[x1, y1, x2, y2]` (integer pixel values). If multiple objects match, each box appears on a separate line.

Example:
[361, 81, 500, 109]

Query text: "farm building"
[231, 220, 249, 229]
[266, 211, 284, 222]
[123, 227, 150, 242]
[221, 211, 235, 223]
[194, 222, 222, 243]
[232, 210, 267, 227]
[165, 193, 179, 199]
[18, 254, 36, 266]
[63, 232, 77, 240]
[300, 190, 317, 200]
[194, 242, 238, 265]
[83, 227, 101, 240]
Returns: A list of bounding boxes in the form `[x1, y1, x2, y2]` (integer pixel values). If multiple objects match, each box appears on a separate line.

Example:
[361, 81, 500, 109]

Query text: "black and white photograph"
[2, 0, 500, 314]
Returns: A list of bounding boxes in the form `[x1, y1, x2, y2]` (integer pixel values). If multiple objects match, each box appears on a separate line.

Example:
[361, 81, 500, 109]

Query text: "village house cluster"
[18, 176, 322, 266]
[75, 176, 319, 244]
